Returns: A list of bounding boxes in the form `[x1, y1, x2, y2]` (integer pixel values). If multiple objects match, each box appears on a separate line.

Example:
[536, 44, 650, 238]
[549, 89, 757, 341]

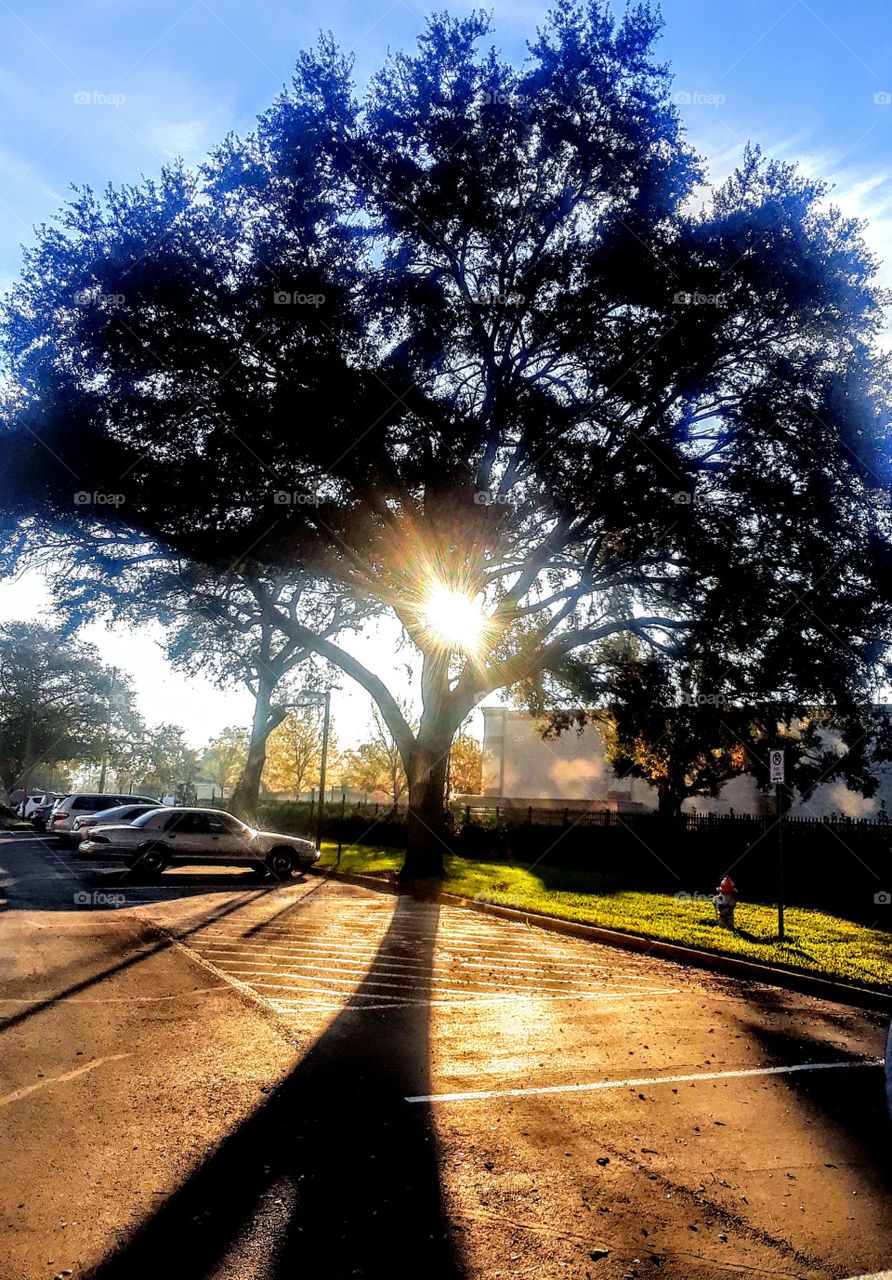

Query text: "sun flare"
[421, 583, 488, 653]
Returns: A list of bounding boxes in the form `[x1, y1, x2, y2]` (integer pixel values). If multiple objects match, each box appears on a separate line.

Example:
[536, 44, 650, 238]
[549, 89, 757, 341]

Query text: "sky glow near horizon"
[1, 0, 891, 747]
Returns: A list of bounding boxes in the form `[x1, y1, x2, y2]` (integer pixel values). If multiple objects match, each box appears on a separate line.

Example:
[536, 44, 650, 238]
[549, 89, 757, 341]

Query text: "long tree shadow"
[0, 886, 278, 1034]
[737, 997, 892, 1199]
[85, 891, 464, 1280]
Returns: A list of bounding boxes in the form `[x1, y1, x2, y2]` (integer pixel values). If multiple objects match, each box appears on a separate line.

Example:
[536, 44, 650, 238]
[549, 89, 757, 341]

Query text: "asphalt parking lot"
[3, 834, 891, 1280]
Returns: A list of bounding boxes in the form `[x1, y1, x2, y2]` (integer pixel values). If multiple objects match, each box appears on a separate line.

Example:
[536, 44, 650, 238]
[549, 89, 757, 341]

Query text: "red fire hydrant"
[713, 876, 737, 930]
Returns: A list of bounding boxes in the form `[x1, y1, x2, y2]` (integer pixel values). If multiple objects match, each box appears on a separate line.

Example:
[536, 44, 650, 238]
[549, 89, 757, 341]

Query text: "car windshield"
[131, 810, 163, 828]
[90, 805, 154, 824]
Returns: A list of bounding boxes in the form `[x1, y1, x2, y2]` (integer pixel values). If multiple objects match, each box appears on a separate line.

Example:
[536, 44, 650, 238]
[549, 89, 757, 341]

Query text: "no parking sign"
[769, 749, 785, 784]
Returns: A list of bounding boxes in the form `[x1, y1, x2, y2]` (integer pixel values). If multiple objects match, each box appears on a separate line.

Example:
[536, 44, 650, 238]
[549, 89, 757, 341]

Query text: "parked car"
[19, 788, 58, 819]
[78, 807, 319, 879]
[31, 802, 54, 830]
[71, 802, 163, 844]
[18, 793, 46, 819]
[5, 789, 25, 814]
[29, 792, 64, 829]
[48, 793, 159, 844]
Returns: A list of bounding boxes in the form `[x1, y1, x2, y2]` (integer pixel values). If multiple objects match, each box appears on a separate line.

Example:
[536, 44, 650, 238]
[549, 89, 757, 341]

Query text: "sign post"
[769, 749, 786, 941]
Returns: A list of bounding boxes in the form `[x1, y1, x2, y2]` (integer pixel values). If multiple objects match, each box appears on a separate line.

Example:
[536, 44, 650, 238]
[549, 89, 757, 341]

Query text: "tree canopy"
[3, 2, 892, 872]
[0, 622, 122, 790]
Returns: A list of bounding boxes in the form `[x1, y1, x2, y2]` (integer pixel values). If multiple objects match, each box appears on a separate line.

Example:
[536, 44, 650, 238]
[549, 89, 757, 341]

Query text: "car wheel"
[267, 847, 295, 879]
[133, 843, 169, 880]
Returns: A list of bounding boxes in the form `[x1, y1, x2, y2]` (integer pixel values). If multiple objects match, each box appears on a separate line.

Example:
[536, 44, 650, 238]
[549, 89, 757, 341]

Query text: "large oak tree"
[3, 3, 892, 874]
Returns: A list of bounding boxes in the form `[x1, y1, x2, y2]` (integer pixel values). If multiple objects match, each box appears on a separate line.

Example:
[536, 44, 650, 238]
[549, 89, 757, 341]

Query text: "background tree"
[4, 5, 892, 874]
[448, 730, 483, 797]
[4, 531, 368, 819]
[0, 622, 130, 791]
[200, 726, 250, 796]
[138, 724, 200, 800]
[342, 707, 411, 808]
[262, 704, 335, 797]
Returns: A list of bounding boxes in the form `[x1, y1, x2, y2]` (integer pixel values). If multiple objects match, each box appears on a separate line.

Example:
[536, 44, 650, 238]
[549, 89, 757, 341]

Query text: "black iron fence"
[253, 798, 891, 922]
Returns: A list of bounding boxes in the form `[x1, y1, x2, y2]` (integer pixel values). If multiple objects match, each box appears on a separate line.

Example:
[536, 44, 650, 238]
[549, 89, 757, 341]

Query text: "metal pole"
[776, 782, 785, 942]
[337, 787, 346, 865]
[315, 691, 330, 853]
[98, 667, 117, 792]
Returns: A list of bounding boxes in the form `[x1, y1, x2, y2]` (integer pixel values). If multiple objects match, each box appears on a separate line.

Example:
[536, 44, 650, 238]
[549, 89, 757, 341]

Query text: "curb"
[318, 867, 892, 1017]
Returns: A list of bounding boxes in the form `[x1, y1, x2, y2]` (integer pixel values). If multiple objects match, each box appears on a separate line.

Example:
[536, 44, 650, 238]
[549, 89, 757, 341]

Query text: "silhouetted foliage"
[4, 4, 892, 872]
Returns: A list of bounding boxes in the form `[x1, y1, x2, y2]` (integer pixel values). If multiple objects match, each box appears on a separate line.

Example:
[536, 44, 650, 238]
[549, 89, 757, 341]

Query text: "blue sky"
[2, 0, 892, 747]
[2, 0, 892, 298]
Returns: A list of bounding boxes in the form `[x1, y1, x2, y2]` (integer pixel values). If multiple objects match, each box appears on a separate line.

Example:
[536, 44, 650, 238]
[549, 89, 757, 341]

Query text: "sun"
[421, 583, 488, 653]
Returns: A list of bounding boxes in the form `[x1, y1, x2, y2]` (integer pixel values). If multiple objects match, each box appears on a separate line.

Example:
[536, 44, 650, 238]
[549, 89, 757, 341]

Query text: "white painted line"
[197, 947, 624, 984]
[164, 936, 290, 1023]
[197, 940, 434, 969]
[196, 951, 639, 996]
[258, 982, 676, 1007]
[0, 1053, 132, 1108]
[194, 933, 630, 976]
[407, 1059, 884, 1104]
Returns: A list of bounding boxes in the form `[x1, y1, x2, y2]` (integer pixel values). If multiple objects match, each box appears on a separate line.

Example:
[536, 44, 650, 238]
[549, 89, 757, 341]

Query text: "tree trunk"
[400, 735, 452, 881]
[230, 675, 285, 822]
[657, 781, 683, 819]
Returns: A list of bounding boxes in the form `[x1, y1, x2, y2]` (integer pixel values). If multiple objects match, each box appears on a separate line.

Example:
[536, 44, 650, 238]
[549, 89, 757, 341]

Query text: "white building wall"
[481, 707, 892, 818]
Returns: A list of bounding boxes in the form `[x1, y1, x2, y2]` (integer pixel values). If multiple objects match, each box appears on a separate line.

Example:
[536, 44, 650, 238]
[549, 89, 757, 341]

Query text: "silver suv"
[71, 802, 162, 842]
[49, 793, 159, 844]
[79, 807, 319, 879]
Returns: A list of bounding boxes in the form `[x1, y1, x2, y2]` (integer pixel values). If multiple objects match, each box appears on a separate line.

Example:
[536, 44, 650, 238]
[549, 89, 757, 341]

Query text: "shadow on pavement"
[737, 998, 892, 1199]
[0, 880, 282, 1033]
[85, 891, 464, 1280]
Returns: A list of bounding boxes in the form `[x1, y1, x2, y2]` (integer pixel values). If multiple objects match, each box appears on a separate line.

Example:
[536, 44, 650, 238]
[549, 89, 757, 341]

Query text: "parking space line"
[194, 947, 647, 993]
[252, 978, 676, 1006]
[407, 1058, 884, 1104]
[194, 929, 645, 974]
[0, 1053, 132, 1108]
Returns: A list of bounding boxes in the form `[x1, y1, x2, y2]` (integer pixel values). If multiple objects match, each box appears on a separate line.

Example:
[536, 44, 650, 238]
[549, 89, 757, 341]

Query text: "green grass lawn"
[318, 843, 892, 992]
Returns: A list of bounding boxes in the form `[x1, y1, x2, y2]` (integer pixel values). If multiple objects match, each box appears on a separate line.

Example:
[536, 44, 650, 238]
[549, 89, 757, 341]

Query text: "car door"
[161, 810, 204, 856]
[205, 813, 254, 858]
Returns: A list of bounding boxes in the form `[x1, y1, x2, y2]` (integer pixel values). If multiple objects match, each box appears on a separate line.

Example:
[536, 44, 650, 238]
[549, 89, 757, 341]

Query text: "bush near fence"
[253, 799, 891, 921]
[256, 799, 410, 850]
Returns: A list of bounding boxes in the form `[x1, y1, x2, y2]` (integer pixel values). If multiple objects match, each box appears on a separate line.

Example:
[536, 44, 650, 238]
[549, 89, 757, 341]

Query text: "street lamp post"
[286, 690, 331, 853]
[316, 691, 331, 853]
[98, 667, 118, 792]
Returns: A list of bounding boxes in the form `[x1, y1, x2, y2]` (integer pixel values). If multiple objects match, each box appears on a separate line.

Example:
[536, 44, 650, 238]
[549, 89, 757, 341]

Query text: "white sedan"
[78, 807, 319, 879]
